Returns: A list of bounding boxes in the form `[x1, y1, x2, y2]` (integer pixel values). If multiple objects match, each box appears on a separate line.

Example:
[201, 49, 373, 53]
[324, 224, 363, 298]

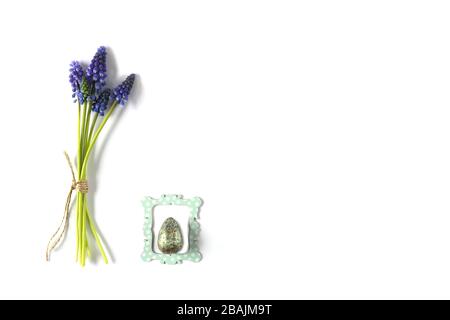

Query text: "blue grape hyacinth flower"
[86, 46, 107, 93]
[113, 74, 135, 106]
[92, 89, 111, 116]
[69, 61, 84, 102]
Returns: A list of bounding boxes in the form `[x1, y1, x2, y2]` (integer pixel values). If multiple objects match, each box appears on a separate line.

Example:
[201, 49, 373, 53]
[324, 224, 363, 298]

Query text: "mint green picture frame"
[141, 194, 203, 264]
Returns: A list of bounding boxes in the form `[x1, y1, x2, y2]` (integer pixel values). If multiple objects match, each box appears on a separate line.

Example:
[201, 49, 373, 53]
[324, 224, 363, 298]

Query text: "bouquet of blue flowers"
[47, 47, 135, 266]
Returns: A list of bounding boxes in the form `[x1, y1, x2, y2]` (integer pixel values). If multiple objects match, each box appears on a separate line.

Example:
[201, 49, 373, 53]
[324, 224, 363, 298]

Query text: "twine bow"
[46, 151, 88, 261]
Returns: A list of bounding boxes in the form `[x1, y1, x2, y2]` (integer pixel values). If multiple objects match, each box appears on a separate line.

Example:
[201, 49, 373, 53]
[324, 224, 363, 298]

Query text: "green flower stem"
[78, 101, 94, 266]
[76, 101, 117, 265]
[77, 195, 82, 263]
[79, 101, 88, 168]
[77, 102, 87, 263]
[77, 101, 89, 264]
[81, 194, 87, 266]
[87, 112, 99, 146]
[77, 102, 82, 172]
[76, 194, 81, 261]
[83, 103, 92, 155]
[76, 102, 81, 261]
[78, 196, 85, 264]
[84, 200, 108, 264]
[80, 101, 118, 179]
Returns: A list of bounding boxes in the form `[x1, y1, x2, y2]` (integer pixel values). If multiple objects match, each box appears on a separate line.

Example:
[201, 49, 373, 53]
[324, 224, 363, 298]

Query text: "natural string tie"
[46, 151, 88, 261]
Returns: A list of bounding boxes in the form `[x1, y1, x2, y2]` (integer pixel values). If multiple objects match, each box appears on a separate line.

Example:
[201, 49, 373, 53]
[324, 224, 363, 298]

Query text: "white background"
[0, 0, 449, 299]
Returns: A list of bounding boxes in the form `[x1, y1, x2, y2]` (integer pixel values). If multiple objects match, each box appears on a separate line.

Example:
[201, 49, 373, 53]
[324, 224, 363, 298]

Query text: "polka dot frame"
[141, 194, 203, 264]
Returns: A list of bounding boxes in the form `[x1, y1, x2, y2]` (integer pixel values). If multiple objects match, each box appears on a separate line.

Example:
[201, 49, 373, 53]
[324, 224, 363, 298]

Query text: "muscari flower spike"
[92, 89, 111, 116]
[86, 46, 107, 92]
[77, 77, 90, 104]
[113, 74, 135, 106]
[69, 61, 84, 102]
